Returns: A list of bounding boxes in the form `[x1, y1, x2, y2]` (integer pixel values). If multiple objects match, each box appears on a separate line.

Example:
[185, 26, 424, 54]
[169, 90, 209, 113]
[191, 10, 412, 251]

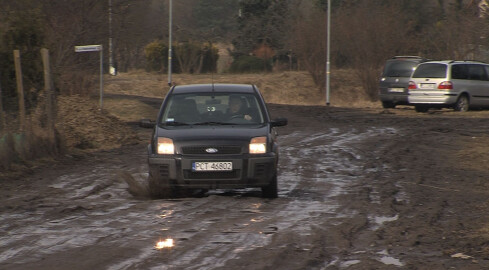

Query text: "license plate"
[420, 83, 435, 89]
[388, 87, 404, 93]
[192, 162, 232, 171]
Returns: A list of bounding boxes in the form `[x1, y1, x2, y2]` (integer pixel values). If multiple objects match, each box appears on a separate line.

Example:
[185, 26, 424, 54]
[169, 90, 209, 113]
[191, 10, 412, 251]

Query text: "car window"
[382, 61, 418, 77]
[468, 64, 488, 81]
[412, 63, 447, 78]
[451, 64, 468, 79]
[161, 92, 264, 125]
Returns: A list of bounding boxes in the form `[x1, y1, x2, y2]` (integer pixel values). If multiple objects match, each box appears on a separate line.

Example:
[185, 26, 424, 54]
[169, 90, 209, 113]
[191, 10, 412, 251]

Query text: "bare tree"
[421, 1, 489, 61]
[292, 1, 419, 99]
[290, 8, 326, 89]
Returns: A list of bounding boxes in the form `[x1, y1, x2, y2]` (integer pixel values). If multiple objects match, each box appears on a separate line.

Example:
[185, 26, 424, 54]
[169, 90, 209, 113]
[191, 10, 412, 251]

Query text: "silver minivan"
[408, 60, 489, 112]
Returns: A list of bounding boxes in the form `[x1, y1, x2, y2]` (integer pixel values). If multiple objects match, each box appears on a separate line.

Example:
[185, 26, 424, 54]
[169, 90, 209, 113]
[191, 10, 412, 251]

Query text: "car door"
[467, 64, 489, 106]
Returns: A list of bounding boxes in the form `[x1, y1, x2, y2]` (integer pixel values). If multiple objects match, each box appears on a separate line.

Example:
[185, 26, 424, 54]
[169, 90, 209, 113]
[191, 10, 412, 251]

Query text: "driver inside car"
[227, 95, 253, 121]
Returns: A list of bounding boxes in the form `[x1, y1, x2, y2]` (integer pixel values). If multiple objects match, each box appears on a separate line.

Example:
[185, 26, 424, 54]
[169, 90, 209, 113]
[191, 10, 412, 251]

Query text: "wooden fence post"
[14, 50, 26, 132]
[41, 48, 56, 144]
[0, 78, 5, 132]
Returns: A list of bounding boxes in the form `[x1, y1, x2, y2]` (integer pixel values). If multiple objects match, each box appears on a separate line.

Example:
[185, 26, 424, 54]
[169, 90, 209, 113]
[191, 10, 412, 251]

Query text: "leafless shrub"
[421, 7, 489, 61]
[290, 9, 326, 92]
[334, 1, 418, 101]
[291, 1, 418, 100]
[57, 70, 98, 96]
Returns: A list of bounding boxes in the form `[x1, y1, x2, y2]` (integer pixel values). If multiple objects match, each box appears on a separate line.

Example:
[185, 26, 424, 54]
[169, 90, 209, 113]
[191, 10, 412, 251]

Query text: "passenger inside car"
[227, 95, 253, 121]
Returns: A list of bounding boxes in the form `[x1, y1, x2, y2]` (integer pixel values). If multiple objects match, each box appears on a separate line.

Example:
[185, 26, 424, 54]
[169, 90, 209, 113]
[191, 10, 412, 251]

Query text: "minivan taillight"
[408, 81, 417, 90]
[438, 81, 453, 90]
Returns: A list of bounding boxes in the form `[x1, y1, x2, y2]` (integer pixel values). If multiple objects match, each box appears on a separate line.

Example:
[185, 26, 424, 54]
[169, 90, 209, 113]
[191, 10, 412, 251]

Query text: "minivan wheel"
[262, 174, 278, 198]
[415, 105, 429, 113]
[454, 95, 469, 112]
[381, 101, 395, 109]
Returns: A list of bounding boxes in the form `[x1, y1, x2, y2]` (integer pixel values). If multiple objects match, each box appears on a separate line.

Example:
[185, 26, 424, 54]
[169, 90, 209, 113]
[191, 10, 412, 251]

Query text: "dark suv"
[379, 56, 426, 108]
[147, 84, 287, 198]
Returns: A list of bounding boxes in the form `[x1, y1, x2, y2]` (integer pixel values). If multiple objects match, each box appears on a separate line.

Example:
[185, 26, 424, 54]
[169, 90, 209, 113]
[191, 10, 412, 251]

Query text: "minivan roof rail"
[461, 59, 486, 63]
[445, 60, 487, 64]
[392, 56, 423, 59]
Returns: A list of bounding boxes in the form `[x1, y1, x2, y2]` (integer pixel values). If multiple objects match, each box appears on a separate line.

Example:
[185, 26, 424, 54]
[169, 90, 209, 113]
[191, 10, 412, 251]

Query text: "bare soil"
[2, 72, 489, 269]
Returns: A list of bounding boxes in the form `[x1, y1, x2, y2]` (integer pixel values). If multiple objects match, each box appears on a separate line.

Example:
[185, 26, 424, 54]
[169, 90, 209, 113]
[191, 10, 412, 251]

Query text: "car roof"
[171, 84, 258, 94]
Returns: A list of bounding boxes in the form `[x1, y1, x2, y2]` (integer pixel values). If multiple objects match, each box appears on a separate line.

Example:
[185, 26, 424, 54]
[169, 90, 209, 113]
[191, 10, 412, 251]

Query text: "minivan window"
[412, 63, 447, 78]
[468, 64, 488, 80]
[451, 64, 469, 79]
[382, 61, 417, 77]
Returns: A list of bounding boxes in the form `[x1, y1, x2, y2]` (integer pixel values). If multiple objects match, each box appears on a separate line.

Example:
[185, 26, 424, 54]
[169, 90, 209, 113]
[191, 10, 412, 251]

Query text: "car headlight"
[157, 137, 174, 154]
[249, 137, 266, 154]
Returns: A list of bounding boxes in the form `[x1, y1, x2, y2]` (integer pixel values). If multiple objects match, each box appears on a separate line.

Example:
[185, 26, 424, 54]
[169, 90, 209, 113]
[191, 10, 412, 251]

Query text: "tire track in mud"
[0, 124, 404, 270]
[209, 126, 403, 269]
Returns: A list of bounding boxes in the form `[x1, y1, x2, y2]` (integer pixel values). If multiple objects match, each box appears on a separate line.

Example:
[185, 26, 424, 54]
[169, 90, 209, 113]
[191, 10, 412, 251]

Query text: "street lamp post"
[168, 0, 173, 86]
[108, 0, 116, 75]
[325, 0, 331, 106]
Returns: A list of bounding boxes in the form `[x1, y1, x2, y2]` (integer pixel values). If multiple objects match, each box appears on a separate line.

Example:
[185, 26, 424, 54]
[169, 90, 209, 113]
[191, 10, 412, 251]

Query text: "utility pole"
[109, 0, 116, 75]
[325, 0, 331, 106]
[168, 0, 173, 86]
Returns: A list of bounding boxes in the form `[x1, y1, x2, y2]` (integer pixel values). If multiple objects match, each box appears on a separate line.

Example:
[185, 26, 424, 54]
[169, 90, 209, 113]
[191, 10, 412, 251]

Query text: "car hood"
[156, 124, 269, 142]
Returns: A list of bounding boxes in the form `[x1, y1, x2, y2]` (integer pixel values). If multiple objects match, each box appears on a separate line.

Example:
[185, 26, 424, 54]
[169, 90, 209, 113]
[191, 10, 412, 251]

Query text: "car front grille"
[181, 146, 242, 155]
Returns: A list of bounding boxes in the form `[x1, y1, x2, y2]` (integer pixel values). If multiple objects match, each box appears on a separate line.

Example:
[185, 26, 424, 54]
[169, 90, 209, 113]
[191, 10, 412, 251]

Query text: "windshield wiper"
[163, 121, 190, 126]
[194, 121, 234, 125]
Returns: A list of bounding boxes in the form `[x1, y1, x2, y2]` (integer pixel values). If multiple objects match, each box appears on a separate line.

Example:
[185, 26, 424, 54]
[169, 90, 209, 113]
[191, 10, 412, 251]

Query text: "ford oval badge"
[206, 148, 218, 153]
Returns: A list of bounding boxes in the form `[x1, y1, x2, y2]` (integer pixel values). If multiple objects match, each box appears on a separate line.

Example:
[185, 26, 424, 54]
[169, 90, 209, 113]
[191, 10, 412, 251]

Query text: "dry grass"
[104, 69, 380, 107]
[103, 69, 381, 124]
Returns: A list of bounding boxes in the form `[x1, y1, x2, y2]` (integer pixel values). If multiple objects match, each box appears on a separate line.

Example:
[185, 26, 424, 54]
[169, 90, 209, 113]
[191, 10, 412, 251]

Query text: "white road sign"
[74, 45, 102, 52]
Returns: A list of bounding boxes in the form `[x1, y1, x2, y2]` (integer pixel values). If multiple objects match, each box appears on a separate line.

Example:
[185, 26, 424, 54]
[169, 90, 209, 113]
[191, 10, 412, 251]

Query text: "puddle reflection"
[155, 238, 174, 249]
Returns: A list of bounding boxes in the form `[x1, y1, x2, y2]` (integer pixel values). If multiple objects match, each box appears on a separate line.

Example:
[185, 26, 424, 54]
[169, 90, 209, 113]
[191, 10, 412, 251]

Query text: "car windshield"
[412, 63, 447, 78]
[160, 92, 265, 125]
[382, 61, 418, 77]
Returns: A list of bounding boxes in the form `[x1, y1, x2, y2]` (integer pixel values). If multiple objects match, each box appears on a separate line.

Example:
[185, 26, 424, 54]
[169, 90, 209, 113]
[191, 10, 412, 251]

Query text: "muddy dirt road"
[2, 104, 489, 269]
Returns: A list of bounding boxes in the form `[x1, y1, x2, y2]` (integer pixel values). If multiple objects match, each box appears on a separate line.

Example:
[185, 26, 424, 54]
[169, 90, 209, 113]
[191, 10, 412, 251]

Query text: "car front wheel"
[148, 173, 176, 199]
[262, 174, 278, 198]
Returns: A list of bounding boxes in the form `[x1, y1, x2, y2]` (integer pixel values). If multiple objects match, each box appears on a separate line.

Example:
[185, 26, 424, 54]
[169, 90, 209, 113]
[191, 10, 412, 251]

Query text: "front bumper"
[148, 153, 277, 189]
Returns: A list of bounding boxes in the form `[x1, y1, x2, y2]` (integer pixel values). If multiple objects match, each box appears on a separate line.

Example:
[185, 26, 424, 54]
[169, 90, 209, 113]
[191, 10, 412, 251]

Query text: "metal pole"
[0, 75, 5, 132]
[168, 0, 173, 86]
[100, 47, 104, 109]
[14, 50, 25, 132]
[325, 0, 331, 106]
[109, 0, 115, 75]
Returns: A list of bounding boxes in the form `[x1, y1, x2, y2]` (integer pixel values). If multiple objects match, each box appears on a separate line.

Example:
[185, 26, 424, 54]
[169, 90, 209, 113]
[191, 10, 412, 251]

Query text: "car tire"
[415, 105, 429, 113]
[148, 173, 175, 199]
[262, 174, 278, 198]
[381, 101, 395, 109]
[454, 95, 469, 112]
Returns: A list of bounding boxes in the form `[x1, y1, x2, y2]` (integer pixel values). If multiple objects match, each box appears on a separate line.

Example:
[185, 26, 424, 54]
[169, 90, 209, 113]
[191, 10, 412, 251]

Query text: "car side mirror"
[139, 119, 156, 128]
[270, 117, 288, 127]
